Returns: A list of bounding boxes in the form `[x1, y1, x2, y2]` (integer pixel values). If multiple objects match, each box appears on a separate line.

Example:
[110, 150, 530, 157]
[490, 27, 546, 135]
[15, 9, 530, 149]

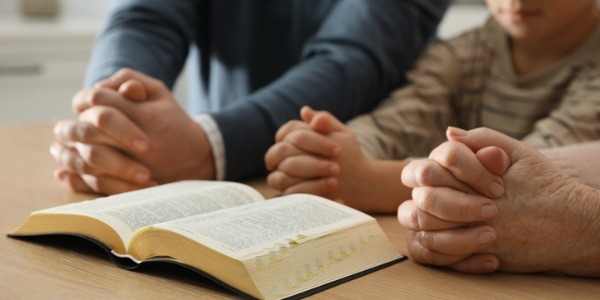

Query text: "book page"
[152, 194, 373, 258]
[36, 181, 264, 248]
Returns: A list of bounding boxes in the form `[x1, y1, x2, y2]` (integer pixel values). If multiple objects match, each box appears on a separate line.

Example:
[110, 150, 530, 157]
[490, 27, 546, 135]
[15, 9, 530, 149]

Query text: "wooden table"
[1, 122, 599, 299]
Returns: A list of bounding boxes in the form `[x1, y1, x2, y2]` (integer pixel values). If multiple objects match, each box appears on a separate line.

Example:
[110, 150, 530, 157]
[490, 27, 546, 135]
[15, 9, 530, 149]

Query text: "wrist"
[561, 181, 600, 276]
[360, 159, 411, 213]
[191, 114, 224, 180]
[193, 122, 216, 180]
[174, 119, 216, 181]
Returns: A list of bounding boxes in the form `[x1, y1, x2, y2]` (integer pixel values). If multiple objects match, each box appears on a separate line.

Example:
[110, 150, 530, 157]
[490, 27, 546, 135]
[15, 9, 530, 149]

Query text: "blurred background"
[0, 0, 488, 125]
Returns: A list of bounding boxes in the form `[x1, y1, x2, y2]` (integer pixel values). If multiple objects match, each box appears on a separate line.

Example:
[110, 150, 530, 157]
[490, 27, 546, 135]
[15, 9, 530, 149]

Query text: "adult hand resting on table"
[51, 69, 215, 195]
[399, 127, 600, 276]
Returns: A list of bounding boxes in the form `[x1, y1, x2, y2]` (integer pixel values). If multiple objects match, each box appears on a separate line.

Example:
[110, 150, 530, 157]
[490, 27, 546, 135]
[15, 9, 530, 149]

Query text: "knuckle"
[401, 160, 420, 187]
[279, 156, 300, 172]
[53, 121, 68, 139]
[267, 172, 287, 190]
[77, 124, 98, 142]
[86, 147, 103, 166]
[414, 187, 436, 212]
[286, 120, 305, 129]
[414, 162, 435, 186]
[276, 123, 292, 138]
[74, 157, 93, 173]
[57, 147, 71, 166]
[433, 142, 461, 167]
[88, 88, 105, 106]
[442, 144, 461, 167]
[272, 142, 292, 159]
[79, 146, 103, 166]
[49, 144, 60, 160]
[62, 148, 91, 174]
[416, 241, 438, 266]
[72, 89, 88, 112]
[264, 150, 277, 168]
[420, 248, 438, 266]
[94, 108, 114, 129]
[409, 208, 422, 230]
[286, 130, 308, 146]
[457, 198, 479, 221]
[417, 231, 435, 250]
[276, 120, 306, 142]
[58, 148, 78, 171]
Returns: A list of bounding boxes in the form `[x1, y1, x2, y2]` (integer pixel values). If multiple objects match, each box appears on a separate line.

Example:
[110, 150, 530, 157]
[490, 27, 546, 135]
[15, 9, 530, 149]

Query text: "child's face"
[485, 0, 598, 40]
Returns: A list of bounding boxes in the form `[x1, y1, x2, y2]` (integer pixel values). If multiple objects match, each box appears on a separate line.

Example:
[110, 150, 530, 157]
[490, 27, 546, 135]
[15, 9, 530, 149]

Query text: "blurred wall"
[0, 0, 488, 125]
[0, 0, 109, 19]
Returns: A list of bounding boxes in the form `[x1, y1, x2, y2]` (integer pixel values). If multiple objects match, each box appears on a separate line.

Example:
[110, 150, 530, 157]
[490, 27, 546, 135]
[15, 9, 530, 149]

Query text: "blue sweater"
[86, 0, 450, 180]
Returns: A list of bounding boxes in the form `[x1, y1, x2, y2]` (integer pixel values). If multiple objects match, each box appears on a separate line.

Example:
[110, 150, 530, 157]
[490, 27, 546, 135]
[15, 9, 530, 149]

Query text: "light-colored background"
[0, 0, 489, 125]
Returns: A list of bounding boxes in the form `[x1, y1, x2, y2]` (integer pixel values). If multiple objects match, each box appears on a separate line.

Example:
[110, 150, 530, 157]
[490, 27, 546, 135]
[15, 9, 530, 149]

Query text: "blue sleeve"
[215, 0, 451, 180]
[84, 0, 201, 88]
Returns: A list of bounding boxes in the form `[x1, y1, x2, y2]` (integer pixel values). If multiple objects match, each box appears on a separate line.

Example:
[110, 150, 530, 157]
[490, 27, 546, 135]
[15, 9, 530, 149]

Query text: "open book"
[9, 180, 404, 300]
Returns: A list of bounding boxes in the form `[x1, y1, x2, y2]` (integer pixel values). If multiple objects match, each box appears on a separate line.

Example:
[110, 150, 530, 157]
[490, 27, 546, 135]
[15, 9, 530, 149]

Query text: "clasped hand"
[399, 127, 600, 276]
[51, 68, 214, 194]
[266, 106, 412, 213]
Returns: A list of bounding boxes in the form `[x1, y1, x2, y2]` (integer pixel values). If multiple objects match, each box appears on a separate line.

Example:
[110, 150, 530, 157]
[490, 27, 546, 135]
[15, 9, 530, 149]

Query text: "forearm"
[541, 141, 600, 189]
[353, 159, 412, 213]
[215, 0, 449, 180]
[348, 87, 452, 161]
[347, 40, 462, 161]
[85, 0, 199, 88]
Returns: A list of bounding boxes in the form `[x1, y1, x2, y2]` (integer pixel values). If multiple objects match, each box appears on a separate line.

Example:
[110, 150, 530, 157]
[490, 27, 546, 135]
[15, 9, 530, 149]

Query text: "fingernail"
[478, 231, 496, 245]
[134, 139, 148, 152]
[133, 171, 149, 184]
[56, 171, 66, 181]
[53, 123, 62, 137]
[329, 164, 340, 176]
[489, 179, 504, 198]
[480, 204, 498, 219]
[331, 145, 341, 157]
[447, 126, 467, 137]
[483, 261, 498, 272]
[49, 143, 59, 157]
[326, 177, 338, 189]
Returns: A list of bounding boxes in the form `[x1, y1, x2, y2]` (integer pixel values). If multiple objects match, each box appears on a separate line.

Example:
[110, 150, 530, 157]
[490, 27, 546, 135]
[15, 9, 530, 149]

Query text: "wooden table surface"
[1, 122, 599, 299]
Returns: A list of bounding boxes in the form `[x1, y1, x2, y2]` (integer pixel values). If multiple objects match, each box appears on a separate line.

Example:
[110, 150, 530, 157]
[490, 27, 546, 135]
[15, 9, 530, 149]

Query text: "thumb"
[309, 111, 347, 134]
[98, 68, 164, 96]
[118, 79, 148, 102]
[475, 146, 511, 176]
[300, 106, 317, 123]
[447, 127, 530, 163]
